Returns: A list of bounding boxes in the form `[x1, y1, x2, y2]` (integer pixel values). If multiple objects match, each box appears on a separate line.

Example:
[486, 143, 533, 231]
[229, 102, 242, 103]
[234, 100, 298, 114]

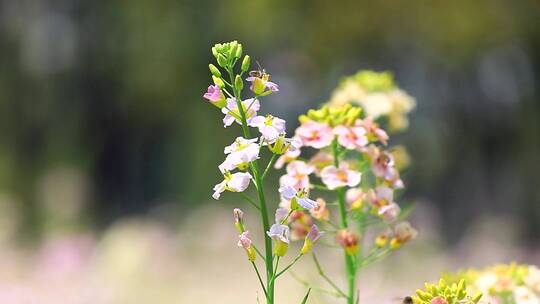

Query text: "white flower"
[222, 98, 260, 127]
[267, 224, 290, 244]
[248, 114, 286, 142]
[525, 266, 540, 292]
[320, 165, 361, 190]
[212, 172, 252, 200]
[219, 137, 260, 173]
[278, 185, 317, 210]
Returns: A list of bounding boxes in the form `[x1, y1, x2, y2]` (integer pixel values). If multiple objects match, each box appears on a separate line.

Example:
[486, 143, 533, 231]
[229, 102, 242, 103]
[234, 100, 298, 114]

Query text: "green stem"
[275, 254, 303, 277]
[228, 67, 274, 304]
[252, 262, 268, 297]
[332, 138, 356, 304]
[262, 153, 278, 179]
[312, 253, 348, 298]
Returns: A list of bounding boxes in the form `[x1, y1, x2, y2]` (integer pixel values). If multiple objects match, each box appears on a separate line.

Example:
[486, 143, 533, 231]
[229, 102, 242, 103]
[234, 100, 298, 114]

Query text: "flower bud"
[241, 55, 250, 73]
[301, 224, 323, 254]
[335, 229, 360, 256]
[212, 75, 225, 88]
[235, 44, 243, 59]
[211, 46, 218, 57]
[375, 233, 389, 248]
[209, 64, 221, 77]
[235, 75, 244, 91]
[238, 231, 256, 262]
[217, 54, 228, 67]
[233, 208, 245, 233]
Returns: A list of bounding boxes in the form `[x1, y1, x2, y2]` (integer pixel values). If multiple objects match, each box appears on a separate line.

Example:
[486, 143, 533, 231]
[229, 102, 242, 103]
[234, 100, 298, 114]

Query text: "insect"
[249, 61, 267, 78]
[393, 296, 413, 304]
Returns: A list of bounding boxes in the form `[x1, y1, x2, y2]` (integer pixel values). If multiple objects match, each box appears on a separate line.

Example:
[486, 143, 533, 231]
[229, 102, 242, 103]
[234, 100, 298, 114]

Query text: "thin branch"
[276, 254, 303, 278]
[312, 253, 347, 298]
[262, 153, 278, 180]
[290, 271, 346, 298]
[240, 193, 260, 210]
[252, 262, 268, 297]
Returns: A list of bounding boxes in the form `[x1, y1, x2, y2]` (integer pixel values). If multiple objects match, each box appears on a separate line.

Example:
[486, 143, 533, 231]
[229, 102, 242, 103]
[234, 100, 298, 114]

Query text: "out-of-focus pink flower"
[356, 118, 389, 145]
[378, 202, 400, 222]
[237, 231, 256, 261]
[333, 125, 368, 150]
[308, 151, 334, 175]
[279, 161, 314, 191]
[346, 188, 365, 210]
[310, 198, 329, 220]
[320, 165, 361, 190]
[301, 224, 323, 254]
[295, 121, 333, 149]
[366, 186, 394, 208]
[430, 297, 448, 304]
[393, 222, 418, 243]
[274, 141, 302, 169]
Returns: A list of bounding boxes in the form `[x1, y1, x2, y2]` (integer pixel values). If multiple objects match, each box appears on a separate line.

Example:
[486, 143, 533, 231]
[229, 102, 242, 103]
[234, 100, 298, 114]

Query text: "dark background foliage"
[0, 0, 539, 244]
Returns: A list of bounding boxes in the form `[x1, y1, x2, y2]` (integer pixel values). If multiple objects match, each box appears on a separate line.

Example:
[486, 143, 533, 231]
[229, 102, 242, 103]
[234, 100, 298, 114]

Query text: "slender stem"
[280, 209, 294, 225]
[252, 262, 268, 297]
[276, 254, 303, 277]
[290, 271, 346, 298]
[312, 253, 348, 298]
[332, 138, 356, 304]
[311, 183, 332, 192]
[228, 67, 274, 304]
[252, 245, 266, 261]
[240, 192, 260, 210]
[262, 153, 278, 179]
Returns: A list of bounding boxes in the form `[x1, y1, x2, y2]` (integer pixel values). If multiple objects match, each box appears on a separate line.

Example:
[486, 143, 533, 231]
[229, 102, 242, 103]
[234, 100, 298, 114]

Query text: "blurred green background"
[1, 0, 538, 241]
[1, 0, 540, 302]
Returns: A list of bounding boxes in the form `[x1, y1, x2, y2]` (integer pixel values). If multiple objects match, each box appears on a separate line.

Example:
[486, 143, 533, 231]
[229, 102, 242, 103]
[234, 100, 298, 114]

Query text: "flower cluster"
[272, 100, 417, 303]
[204, 41, 323, 304]
[327, 70, 416, 131]
[204, 41, 417, 304]
[448, 263, 540, 304]
[410, 279, 483, 304]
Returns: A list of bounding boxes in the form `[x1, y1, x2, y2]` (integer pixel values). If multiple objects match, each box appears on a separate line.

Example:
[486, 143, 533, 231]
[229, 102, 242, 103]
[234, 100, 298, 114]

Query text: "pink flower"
[222, 98, 260, 127]
[393, 222, 418, 243]
[279, 160, 314, 191]
[320, 165, 361, 190]
[248, 114, 286, 142]
[366, 186, 394, 208]
[378, 202, 400, 222]
[356, 118, 389, 145]
[308, 151, 334, 175]
[430, 298, 448, 304]
[203, 85, 225, 103]
[333, 125, 368, 150]
[295, 121, 333, 149]
[346, 188, 365, 210]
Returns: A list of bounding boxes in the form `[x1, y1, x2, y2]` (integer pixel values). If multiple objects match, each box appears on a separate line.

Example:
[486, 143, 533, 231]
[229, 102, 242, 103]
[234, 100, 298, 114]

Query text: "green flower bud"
[209, 64, 221, 77]
[235, 44, 243, 58]
[212, 75, 225, 88]
[235, 75, 243, 91]
[217, 54, 228, 67]
[211, 46, 218, 58]
[241, 55, 251, 73]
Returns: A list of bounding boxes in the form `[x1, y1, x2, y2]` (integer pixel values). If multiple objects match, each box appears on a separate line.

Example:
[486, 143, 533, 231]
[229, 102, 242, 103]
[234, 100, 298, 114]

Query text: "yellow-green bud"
[472, 292, 483, 303]
[235, 75, 243, 91]
[211, 46, 218, 57]
[209, 64, 221, 77]
[217, 54, 228, 67]
[212, 75, 225, 88]
[246, 247, 256, 261]
[235, 44, 243, 59]
[274, 240, 288, 257]
[300, 238, 313, 255]
[241, 55, 251, 73]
